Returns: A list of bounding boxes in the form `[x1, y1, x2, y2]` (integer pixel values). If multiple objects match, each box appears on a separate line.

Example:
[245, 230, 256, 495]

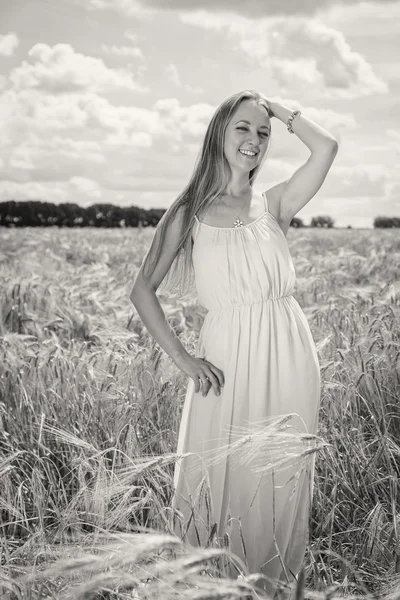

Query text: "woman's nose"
[248, 132, 261, 145]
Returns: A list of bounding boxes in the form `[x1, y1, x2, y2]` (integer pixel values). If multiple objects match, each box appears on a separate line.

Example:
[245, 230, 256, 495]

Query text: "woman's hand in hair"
[176, 354, 225, 397]
[264, 99, 275, 119]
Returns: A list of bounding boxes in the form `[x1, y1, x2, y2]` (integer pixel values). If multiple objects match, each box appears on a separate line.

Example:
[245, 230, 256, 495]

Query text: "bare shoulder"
[158, 202, 187, 234]
[131, 202, 187, 294]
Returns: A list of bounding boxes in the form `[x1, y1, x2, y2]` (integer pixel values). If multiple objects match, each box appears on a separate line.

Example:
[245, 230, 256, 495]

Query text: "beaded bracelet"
[287, 109, 301, 134]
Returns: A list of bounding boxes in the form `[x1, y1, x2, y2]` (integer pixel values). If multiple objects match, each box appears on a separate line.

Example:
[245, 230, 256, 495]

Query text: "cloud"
[153, 97, 215, 141]
[164, 63, 204, 94]
[124, 31, 140, 43]
[165, 64, 181, 87]
[0, 86, 159, 136]
[387, 183, 400, 210]
[100, 174, 185, 192]
[69, 176, 102, 198]
[325, 164, 389, 197]
[81, 0, 399, 19]
[134, 0, 399, 17]
[0, 83, 218, 189]
[0, 180, 69, 204]
[280, 103, 356, 140]
[75, 0, 154, 19]
[179, 12, 388, 98]
[0, 89, 88, 133]
[0, 75, 8, 92]
[101, 44, 144, 59]
[103, 131, 153, 147]
[8, 148, 35, 173]
[0, 78, 215, 153]
[387, 129, 400, 160]
[0, 176, 183, 209]
[1, 133, 106, 183]
[308, 1, 400, 31]
[0, 178, 111, 208]
[9, 43, 148, 94]
[0, 177, 103, 207]
[0, 33, 19, 56]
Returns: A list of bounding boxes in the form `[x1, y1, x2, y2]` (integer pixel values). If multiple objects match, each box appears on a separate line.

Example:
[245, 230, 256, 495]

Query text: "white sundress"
[171, 188, 321, 597]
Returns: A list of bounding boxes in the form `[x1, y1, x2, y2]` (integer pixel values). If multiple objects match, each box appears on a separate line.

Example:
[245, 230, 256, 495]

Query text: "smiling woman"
[199, 99, 273, 227]
[130, 89, 338, 598]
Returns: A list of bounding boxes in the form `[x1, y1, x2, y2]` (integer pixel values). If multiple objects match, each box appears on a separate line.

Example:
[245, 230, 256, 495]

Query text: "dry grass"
[0, 225, 400, 599]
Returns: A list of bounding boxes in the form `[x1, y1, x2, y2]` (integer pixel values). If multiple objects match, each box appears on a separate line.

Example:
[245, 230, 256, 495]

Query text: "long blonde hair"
[138, 89, 273, 302]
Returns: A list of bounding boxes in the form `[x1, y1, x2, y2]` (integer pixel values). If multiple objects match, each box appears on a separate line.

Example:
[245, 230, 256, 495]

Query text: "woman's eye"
[237, 127, 269, 138]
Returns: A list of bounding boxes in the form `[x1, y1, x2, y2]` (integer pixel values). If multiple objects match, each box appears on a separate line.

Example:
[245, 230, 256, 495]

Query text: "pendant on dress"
[233, 217, 244, 228]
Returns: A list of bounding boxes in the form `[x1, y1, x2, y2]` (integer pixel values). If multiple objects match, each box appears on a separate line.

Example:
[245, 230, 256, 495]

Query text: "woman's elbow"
[130, 278, 155, 302]
[130, 282, 144, 302]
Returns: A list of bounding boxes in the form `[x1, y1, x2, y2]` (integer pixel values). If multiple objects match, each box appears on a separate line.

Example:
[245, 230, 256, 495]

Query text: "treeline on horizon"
[0, 199, 399, 229]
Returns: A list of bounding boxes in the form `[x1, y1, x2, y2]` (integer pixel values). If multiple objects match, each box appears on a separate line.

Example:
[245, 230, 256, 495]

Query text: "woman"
[130, 90, 338, 597]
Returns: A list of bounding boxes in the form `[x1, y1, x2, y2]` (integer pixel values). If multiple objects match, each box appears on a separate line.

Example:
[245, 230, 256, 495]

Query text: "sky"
[0, 0, 399, 229]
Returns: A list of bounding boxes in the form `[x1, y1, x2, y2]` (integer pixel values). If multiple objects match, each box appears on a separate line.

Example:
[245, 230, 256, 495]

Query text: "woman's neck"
[222, 174, 252, 198]
[220, 185, 252, 202]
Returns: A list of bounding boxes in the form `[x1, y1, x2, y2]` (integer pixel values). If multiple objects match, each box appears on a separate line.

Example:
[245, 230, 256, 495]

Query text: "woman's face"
[223, 99, 271, 173]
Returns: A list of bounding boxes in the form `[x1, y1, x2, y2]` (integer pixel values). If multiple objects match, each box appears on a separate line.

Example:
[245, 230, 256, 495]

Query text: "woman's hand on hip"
[176, 353, 225, 397]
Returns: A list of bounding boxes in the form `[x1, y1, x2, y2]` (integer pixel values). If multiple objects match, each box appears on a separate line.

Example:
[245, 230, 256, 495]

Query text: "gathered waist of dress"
[204, 293, 294, 313]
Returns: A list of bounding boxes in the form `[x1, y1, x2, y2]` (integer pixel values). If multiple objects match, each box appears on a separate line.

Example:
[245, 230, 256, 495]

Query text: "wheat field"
[0, 225, 400, 600]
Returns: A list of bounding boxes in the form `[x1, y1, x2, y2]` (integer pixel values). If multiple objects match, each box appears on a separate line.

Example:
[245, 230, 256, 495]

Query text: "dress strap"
[262, 190, 269, 213]
[192, 214, 200, 243]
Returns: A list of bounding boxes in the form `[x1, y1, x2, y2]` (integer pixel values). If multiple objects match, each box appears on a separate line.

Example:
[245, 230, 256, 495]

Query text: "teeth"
[239, 149, 256, 156]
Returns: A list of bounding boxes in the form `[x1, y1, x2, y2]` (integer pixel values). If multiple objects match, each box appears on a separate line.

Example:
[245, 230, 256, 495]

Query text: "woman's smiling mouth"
[239, 148, 258, 157]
